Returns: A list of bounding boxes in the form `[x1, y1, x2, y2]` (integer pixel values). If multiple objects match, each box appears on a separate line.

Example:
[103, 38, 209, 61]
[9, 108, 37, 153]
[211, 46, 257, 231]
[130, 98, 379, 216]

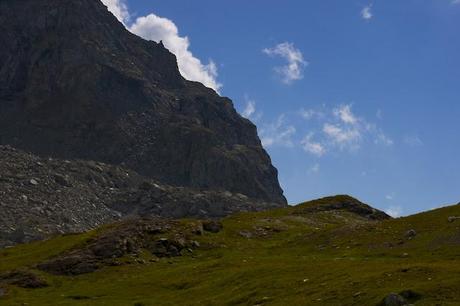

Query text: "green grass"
[2, 198, 460, 305]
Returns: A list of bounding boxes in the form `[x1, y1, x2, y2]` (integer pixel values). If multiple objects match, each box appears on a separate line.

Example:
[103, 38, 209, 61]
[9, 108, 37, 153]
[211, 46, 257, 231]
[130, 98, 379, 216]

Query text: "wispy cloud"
[299, 104, 393, 156]
[385, 193, 395, 201]
[299, 109, 316, 120]
[240, 96, 263, 122]
[323, 123, 361, 150]
[361, 4, 373, 20]
[252, 103, 391, 158]
[299, 107, 324, 121]
[241, 98, 256, 119]
[263, 42, 307, 84]
[301, 133, 326, 157]
[385, 205, 403, 218]
[101, 0, 222, 92]
[259, 115, 296, 148]
[404, 135, 423, 147]
[375, 131, 394, 146]
[309, 163, 321, 174]
[334, 104, 358, 125]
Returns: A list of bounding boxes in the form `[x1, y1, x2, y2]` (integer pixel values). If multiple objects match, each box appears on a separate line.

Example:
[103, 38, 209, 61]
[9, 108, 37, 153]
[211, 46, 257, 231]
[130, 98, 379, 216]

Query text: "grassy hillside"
[1, 195, 460, 305]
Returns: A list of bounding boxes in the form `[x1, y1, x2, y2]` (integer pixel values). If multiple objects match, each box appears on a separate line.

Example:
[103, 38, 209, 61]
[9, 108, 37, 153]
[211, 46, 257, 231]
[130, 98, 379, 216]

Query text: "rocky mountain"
[0, 0, 286, 205]
[0, 145, 281, 248]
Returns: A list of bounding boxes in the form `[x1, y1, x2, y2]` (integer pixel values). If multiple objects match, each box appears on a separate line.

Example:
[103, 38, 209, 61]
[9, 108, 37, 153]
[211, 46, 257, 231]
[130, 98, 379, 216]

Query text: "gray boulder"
[404, 229, 417, 239]
[379, 293, 409, 306]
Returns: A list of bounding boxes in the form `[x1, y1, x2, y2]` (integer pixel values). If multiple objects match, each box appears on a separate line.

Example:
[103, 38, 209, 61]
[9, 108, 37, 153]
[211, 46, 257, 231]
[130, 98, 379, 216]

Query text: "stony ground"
[1, 195, 460, 305]
[0, 145, 281, 248]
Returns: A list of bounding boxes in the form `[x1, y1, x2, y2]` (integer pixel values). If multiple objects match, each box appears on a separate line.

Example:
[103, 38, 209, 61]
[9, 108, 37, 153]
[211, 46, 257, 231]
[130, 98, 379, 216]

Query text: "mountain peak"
[0, 0, 286, 205]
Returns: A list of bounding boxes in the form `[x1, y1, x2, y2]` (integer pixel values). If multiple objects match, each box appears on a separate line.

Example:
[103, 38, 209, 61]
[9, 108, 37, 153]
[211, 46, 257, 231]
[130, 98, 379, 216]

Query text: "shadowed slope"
[0, 0, 286, 204]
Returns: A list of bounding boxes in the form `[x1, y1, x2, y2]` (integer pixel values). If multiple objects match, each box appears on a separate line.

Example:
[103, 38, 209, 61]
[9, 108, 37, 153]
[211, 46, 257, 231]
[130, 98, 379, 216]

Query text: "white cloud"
[300, 109, 316, 120]
[299, 108, 324, 120]
[334, 105, 358, 125]
[452, 0, 460, 4]
[385, 194, 394, 201]
[101, 0, 222, 92]
[242, 99, 256, 119]
[259, 115, 296, 148]
[385, 205, 403, 218]
[263, 42, 307, 84]
[240, 96, 263, 122]
[102, 0, 130, 24]
[299, 104, 392, 155]
[259, 103, 391, 156]
[129, 15, 222, 92]
[301, 133, 326, 157]
[361, 5, 373, 20]
[323, 123, 362, 149]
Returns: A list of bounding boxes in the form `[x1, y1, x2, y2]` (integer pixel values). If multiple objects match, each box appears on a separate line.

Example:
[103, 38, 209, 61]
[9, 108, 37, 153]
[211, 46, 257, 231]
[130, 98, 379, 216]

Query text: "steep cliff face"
[0, 0, 286, 204]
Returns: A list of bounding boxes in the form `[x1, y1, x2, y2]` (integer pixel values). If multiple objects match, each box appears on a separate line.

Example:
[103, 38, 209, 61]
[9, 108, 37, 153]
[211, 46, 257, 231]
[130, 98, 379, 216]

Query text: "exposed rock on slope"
[37, 218, 205, 275]
[0, 0, 286, 205]
[293, 195, 391, 221]
[0, 146, 281, 248]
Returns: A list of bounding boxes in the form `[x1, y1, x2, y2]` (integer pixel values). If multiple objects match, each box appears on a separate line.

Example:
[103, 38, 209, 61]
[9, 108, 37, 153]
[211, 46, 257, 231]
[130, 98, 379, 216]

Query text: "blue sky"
[104, 0, 460, 216]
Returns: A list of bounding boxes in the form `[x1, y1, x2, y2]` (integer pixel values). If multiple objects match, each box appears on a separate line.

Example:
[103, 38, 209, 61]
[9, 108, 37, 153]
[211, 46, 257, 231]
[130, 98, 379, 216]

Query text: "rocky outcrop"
[0, 0, 286, 205]
[293, 195, 391, 221]
[37, 218, 205, 275]
[0, 146, 280, 247]
[0, 271, 48, 289]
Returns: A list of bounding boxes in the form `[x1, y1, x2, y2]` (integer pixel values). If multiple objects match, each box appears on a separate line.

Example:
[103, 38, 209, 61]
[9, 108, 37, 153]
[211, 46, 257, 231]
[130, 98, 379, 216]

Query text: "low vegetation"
[1, 195, 460, 305]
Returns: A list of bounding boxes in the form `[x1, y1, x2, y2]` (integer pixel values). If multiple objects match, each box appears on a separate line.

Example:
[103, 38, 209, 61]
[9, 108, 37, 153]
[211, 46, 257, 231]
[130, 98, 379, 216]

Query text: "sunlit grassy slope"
[1, 195, 460, 305]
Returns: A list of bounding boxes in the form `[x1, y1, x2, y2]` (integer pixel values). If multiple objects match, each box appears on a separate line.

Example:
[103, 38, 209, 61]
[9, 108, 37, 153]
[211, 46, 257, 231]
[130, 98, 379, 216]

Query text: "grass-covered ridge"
[1, 195, 460, 305]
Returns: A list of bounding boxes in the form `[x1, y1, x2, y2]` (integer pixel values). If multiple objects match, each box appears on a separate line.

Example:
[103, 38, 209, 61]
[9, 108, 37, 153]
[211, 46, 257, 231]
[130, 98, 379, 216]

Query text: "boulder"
[54, 174, 72, 187]
[404, 229, 417, 239]
[239, 231, 253, 239]
[399, 290, 422, 302]
[202, 221, 223, 233]
[448, 216, 460, 223]
[378, 293, 409, 306]
[150, 238, 184, 257]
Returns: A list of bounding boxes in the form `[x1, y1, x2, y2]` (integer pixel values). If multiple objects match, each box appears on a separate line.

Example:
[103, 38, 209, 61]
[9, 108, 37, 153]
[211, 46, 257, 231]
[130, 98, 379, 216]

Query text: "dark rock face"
[0, 0, 286, 205]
